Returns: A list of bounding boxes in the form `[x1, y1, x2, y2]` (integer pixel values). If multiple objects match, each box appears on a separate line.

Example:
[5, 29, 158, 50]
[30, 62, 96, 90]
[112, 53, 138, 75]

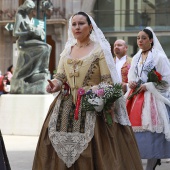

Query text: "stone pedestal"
[0, 94, 54, 136]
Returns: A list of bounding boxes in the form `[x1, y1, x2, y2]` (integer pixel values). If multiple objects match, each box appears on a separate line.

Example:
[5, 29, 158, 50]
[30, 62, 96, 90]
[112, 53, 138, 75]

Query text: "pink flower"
[127, 64, 131, 69]
[77, 88, 85, 96]
[96, 88, 104, 97]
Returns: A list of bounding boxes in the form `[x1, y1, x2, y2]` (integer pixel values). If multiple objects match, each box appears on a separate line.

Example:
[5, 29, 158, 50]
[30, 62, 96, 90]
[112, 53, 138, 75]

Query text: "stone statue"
[10, 0, 53, 94]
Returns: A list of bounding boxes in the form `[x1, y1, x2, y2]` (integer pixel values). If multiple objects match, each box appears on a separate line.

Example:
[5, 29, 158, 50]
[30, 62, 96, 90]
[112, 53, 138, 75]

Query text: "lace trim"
[132, 126, 147, 132]
[126, 83, 170, 140]
[142, 90, 170, 141]
[114, 96, 131, 126]
[48, 93, 96, 168]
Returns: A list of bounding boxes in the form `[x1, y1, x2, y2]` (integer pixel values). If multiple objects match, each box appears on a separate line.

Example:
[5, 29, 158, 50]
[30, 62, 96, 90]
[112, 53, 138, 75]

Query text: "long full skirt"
[135, 131, 170, 159]
[32, 97, 143, 170]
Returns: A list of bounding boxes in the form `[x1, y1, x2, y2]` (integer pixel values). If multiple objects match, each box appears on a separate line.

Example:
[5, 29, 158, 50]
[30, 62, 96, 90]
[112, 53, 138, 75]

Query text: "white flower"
[88, 97, 104, 112]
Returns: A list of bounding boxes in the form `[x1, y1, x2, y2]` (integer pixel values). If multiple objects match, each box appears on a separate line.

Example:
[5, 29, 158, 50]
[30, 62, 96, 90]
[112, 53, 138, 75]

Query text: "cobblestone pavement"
[2, 135, 170, 170]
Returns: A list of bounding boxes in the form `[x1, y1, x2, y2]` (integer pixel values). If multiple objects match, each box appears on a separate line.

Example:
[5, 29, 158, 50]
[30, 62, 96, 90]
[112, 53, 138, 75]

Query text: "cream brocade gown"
[32, 44, 143, 170]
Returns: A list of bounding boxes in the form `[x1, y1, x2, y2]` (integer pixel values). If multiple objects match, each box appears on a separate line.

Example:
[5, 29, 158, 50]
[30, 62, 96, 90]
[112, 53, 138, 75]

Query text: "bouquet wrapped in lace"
[76, 83, 122, 125]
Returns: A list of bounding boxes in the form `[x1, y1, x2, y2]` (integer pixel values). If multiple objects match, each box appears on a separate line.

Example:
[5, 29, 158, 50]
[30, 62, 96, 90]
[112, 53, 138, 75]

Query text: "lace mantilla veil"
[146, 27, 170, 69]
[63, 13, 131, 126]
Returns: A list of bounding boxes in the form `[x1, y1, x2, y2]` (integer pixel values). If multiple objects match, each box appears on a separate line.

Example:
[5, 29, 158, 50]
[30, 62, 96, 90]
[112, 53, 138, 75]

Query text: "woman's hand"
[138, 84, 147, 93]
[121, 82, 127, 93]
[128, 81, 137, 89]
[46, 79, 62, 93]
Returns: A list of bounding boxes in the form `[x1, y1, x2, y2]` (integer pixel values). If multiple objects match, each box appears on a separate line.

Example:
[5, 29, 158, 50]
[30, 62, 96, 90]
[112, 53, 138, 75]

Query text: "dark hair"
[142, 28, 154, 47]
[73, 11, 91, 26]
[7, 65, 13, 73]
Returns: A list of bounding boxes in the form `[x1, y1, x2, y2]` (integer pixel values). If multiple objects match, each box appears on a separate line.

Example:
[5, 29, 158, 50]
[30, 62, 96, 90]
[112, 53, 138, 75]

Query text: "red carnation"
[154, 71, 162, 81]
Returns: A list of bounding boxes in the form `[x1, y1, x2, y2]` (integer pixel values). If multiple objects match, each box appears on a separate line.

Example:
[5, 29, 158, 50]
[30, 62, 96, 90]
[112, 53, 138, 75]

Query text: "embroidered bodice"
[55, 43, 112, 104]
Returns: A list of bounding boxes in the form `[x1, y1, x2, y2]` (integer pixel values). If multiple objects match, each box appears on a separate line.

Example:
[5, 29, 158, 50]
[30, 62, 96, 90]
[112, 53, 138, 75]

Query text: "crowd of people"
[113, 27, 170, 169]
[1, 6, 170, 170]
[31, 11, 170, 170]
[32, 11, 143, 170]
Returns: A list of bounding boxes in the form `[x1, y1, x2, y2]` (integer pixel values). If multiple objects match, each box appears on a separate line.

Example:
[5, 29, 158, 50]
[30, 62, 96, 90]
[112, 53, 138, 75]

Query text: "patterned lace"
[48, 93, 96, 168]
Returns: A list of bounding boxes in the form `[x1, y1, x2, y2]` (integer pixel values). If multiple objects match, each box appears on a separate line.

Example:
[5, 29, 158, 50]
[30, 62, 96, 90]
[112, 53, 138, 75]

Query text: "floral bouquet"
[127, 68, 168, 100]
[76, 83, 122, 126]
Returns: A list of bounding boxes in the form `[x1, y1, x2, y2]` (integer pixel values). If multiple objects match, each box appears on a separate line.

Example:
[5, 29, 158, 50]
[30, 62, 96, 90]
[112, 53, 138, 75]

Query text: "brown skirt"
[32, 97, 143, 170]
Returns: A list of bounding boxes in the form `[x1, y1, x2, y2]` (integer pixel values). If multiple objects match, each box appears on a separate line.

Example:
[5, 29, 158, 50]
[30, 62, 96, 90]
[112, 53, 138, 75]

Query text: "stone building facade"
[1, 0, 170, 75]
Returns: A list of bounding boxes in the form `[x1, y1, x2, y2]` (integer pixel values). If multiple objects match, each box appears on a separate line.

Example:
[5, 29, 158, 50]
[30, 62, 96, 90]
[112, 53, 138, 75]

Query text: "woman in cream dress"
[32, 12, 143, 170]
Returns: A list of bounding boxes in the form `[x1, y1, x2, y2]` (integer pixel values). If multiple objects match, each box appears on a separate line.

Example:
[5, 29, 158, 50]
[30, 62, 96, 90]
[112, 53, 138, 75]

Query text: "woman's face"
[71, 15, 92, 41]
[137, 31, 153, 50]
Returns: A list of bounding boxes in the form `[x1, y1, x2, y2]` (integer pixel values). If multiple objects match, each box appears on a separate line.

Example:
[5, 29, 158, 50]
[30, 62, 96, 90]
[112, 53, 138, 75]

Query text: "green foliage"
[81, 83, 122, 125]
